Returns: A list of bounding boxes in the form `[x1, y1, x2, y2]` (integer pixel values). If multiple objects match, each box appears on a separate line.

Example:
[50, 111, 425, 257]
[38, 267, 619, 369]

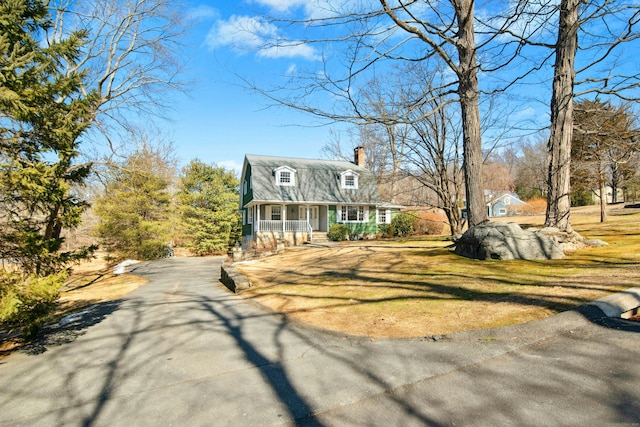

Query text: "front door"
[299, 206, 319, 230]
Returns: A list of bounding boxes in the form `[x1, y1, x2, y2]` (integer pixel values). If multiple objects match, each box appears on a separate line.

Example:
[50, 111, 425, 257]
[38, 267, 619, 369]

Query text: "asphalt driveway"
[1, 257, 639, 426]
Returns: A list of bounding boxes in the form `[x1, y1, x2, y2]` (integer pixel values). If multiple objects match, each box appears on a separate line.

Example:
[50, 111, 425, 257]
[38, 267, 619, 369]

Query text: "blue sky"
[163, 0, 339, 172]
[159, 0, 639, 173]
[164, 0, 554, 172]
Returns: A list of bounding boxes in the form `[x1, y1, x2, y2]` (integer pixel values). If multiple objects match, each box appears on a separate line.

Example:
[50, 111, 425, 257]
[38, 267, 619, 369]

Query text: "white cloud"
[189, 5, 219, 21]
[512, 106, 536, 120]
[249, 0, 338, 20]
[249, 0, 308, 13]
[206, 15, 276, 51]
[259, 43, 317, 60]
[218, 159, 243, 175]
[206, 15, 317, 60]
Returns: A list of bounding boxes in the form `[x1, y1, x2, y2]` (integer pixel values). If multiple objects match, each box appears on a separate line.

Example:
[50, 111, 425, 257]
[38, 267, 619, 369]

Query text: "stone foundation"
[243, 231, 310, 250]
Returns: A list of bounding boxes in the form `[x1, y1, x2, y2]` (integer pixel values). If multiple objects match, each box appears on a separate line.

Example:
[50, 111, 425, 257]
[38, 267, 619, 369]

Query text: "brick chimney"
[354, 146, 365, 167]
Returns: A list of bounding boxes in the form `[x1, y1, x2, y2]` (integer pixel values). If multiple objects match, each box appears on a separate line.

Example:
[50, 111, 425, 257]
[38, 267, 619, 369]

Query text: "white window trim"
[377, 208, 391, 224]
[337, 205, 368, 223]
[340, 170, 359, 189]
[274, 166, 296, 187]
[269, 205, 282, 221]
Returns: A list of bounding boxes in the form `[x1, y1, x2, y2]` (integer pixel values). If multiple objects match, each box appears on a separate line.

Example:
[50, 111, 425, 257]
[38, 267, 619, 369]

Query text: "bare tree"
[543, 0, 580, 232]
[572, 99, 639, 222]
[488, 0, 640, 231]
[358, 75, 411, 201]
[404, 96, 466, 236]
[513, 137, 549, 201]
[50, 0, 188, 154]
[240, 0, 639, 233]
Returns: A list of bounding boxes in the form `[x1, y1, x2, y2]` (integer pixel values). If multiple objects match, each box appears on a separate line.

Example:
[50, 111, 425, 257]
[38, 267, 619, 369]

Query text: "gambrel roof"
[240, 154, 383, 208]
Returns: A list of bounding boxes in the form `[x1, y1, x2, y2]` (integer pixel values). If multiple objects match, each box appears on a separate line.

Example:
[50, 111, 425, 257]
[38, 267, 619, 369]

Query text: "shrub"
[328, 224, 350, 241]
[389, 211, 419, 237]
[0, 271, 67, 339]
[520, 197, 547, 215]
[571, 190, 594, 207]
[413, 212, 446, 235]
[139, 241, 173, 260]
[378, 224, 391, 237]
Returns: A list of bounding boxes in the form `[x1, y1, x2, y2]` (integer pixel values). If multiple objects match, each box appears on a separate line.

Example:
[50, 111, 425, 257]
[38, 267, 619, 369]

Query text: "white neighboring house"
[594, 185, 625, 204]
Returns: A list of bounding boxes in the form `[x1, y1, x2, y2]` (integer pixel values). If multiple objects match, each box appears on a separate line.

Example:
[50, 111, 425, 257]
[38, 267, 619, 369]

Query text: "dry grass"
[237, 206, 640, 338]
[56, 255, 148, 320]
[0, 255, 147, 356]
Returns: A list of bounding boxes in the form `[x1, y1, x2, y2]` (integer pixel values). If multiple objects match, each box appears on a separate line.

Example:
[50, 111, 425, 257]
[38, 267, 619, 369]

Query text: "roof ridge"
[246, 153, 356, 164]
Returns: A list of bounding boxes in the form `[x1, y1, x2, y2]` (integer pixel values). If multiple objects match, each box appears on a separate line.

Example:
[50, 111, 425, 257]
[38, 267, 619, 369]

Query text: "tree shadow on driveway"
[1, 257, 639, 426]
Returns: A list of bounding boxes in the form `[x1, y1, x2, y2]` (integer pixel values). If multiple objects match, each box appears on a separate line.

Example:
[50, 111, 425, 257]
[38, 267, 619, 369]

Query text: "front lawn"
[236, 207, 640, 337]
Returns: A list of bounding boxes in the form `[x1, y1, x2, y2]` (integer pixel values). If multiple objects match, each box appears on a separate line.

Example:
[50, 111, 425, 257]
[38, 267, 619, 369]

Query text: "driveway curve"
[1, 256, 639, 426]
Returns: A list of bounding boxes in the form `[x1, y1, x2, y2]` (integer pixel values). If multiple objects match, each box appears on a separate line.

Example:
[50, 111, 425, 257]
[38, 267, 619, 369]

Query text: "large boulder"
[538, 227, 607, 252]
[454, 222, 565, 260]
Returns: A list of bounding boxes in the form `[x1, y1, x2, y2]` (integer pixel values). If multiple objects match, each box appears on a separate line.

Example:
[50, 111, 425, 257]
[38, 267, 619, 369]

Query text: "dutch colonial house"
[239, 147, 401, 249]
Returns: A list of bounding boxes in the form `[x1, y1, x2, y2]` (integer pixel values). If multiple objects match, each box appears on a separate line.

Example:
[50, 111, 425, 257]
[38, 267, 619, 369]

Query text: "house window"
[271, 206, 282, 221]
[504, 196, 511, 205]
[340, 170, 359, 189]
[338, 205, 367, 222]
[498, 208, 507, 215]
[247, 206, 254, 224]
[280, 171, 291, 184]
[377, 209, 391, 224]
[274, 166, 296, 186]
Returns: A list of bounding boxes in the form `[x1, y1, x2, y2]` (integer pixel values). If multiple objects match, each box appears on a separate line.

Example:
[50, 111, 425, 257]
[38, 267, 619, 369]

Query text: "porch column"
[255, 205, 260, 233]
[282, 204, 286, 232]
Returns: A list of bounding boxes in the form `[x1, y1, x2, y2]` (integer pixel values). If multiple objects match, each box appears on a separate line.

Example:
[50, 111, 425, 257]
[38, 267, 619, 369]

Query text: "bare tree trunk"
[599, 162, 608, 222]
[610, 162, 620, 204]
[455, 0, 487, 227]
[599, 180, 608, 222]
[545, 0, 579, 232]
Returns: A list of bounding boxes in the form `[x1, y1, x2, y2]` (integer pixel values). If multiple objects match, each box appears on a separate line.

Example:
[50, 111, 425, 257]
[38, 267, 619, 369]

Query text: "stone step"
[311, 233, 330, 243]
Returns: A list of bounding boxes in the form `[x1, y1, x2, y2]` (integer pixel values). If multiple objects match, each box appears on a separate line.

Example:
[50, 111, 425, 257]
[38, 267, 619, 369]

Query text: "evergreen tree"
[177, 160, 240, 255]
[0, 0, 97, 337]
[0, 0, 97, 275]
[94, 144, 174, 260]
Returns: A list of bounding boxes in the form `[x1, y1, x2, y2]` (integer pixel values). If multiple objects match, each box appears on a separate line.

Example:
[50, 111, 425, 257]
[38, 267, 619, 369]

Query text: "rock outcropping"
[454, 222, 565, 260]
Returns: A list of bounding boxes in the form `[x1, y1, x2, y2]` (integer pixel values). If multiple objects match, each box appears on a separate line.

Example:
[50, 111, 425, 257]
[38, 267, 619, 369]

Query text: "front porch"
[242, 204, 329, 249]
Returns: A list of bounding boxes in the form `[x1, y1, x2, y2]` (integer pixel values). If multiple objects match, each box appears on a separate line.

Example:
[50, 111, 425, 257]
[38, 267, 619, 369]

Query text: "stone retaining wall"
[220, 262, 252, 293]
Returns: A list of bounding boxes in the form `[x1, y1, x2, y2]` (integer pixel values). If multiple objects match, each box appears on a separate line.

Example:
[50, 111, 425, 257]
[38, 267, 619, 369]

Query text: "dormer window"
[280, 171, 291, 184]
[274, 166, 296, 186]
[340, 170, 359, 189]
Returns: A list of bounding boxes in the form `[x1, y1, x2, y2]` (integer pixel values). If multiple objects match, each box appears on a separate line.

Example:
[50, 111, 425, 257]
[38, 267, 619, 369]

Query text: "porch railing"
[258, 220, 311, 233]
[257, 220, 313, 240]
